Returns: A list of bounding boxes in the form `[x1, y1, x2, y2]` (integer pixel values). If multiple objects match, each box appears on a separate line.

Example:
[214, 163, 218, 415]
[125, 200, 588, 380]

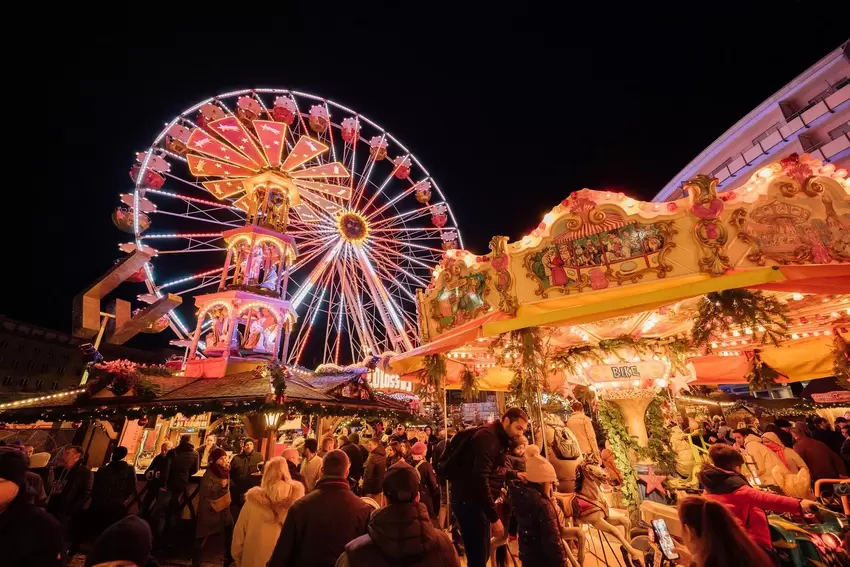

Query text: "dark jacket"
[793, 435, 847, 481]
[287, 459, 307, 492]
[812, 427, 845, 456]
[507, 481, 568, 567]
[47, 461, 93, 523]
[25, 471, 49, 507]
[230, 450, 263, 501]
[338, 502, 459, 567]
[425, 433, 438, 462]
[269, 477, 372, 567]
[362, 444, 387, 495]
[449, 422, 512, 522]
[145, 453, 170, 487]
[842, 437, 850, 466]
[0, 497, 66, 567]
[432, 438, 448, 467]
[413, 460, 440, 519]
[91, 460, 136, 509]
[166, 441, 199, 493]
[340, 440, 364, 482]
[196, 468, 234, 539]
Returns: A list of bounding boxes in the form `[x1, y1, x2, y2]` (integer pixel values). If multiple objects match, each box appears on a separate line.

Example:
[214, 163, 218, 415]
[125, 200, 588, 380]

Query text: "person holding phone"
[677, 496, 773, 567]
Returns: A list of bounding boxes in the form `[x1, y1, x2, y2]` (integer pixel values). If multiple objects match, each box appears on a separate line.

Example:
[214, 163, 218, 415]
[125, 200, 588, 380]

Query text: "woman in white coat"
[231, 456, 305, 567]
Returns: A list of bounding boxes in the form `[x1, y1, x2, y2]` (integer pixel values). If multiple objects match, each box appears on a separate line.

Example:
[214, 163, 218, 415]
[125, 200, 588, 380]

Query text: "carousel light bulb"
[732, 330, 740, 337]
[758, 168, 773, 178]
[581, 361, 590, 368]
[792, 333, 799, 339]
[711, 342, 718, 349]
[825, 330, 833, 335]
[632, 379, 640, 387]
[792, 293, 804, 301]
[802, 332, 809, 338]
[744, 328, 753, 334]
[757, 326, 765, 332]
[656, 378, 668, 388]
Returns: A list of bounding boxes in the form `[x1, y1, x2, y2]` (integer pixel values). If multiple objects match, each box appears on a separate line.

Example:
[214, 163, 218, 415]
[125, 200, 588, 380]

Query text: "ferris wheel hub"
[337, 211, 370, 244]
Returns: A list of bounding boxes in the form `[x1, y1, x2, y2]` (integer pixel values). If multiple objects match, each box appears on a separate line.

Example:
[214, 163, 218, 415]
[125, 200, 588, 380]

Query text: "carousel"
[387, 153, 850, 566]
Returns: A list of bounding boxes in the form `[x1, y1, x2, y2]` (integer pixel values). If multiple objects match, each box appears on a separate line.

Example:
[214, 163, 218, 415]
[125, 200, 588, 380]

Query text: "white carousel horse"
[555, 462, 644, 564]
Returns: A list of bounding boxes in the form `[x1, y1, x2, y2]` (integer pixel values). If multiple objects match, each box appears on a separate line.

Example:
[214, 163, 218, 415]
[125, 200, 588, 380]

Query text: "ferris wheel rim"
[128, 88, 462, 360]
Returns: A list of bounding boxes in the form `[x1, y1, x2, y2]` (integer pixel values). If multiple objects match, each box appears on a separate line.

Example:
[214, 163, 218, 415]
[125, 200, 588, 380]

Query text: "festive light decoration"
[744, 351, 784, 392]
[0, 389, 86, 410]
[691, 290, 788, 352]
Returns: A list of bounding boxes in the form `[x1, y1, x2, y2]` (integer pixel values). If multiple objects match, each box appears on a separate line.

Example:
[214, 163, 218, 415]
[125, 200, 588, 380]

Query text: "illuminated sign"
[368, 369, 413, 393]
[587, 360, 666, 383]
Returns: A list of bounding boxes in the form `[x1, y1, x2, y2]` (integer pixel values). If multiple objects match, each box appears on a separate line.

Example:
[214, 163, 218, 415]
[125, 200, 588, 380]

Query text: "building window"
[35, 380, 44, 390]
[58, 366, 66, 375]
[2, 376, 13, 386]
[17, 344, 24, 352]
[0, 339, 7, 348]
[51, 381, 60, 390]
[28, 360, 36, 371]
[32, 348, 40, 356]
[11, 360, 19, 369]
[41, 363, 49, 373]
[18, 378, 28, 389]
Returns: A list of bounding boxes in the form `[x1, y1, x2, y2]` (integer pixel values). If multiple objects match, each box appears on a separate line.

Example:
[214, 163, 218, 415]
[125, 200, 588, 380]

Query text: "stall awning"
[483, 267, 787, 337]
[750, 265, 850, 295]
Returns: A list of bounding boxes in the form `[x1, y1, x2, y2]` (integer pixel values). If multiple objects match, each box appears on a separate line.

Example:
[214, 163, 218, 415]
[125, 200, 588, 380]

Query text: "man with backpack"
[437, 407, 529, 567]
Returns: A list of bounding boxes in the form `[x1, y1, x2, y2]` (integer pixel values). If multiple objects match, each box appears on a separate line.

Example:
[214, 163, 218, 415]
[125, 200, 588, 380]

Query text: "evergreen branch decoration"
[550, 335, 694, 378]
[597, 400, 641, 512]
[416, 354, 447, 408]
[503, 328, 547, 417]
[833, 331, 850, 390]
[460, 366, 480, 401]
[644, 395, 677, 476]
[691, 290, 788, 352]
[744, 350, 784, 392]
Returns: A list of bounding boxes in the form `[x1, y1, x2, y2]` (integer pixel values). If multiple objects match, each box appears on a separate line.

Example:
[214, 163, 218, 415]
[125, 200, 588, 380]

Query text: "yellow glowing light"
[792, 293, 804, 301]
[336, 211, 370, 244]
[758, 168, 773, 178]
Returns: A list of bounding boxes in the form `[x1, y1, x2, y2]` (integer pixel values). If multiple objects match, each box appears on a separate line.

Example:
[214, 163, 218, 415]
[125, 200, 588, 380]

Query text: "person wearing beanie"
[90, 445, 138, 537]
[195, 446, 234, 567]
[0, 447, 66, 567]
[409, 440, 440, 523]
[85, 515, 153, 567]
[337, 464, 460, 567]
[507, 445, 572, 567]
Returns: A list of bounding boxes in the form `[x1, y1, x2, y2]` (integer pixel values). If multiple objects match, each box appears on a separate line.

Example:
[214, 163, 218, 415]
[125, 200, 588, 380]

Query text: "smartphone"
[651, 519, 679, 561]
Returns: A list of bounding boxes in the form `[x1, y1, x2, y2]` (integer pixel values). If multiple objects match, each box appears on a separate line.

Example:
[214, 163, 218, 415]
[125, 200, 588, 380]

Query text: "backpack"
[550, 426, 581, 460]
[435, 426, 480, 483]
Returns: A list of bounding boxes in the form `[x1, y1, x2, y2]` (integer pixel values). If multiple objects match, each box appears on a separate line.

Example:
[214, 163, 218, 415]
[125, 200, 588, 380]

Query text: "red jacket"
[699, 464, 802, 549]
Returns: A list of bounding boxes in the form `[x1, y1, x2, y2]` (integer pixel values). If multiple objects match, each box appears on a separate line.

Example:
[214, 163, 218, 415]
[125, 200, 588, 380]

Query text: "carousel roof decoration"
[184, 116, 352, 222]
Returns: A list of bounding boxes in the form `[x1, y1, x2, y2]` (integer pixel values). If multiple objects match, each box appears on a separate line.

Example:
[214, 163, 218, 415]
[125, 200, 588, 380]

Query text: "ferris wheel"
[115, 89, 463, 365]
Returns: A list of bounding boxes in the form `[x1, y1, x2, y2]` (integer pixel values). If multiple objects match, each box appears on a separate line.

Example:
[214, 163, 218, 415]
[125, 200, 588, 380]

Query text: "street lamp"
[263, 409, 284, 460]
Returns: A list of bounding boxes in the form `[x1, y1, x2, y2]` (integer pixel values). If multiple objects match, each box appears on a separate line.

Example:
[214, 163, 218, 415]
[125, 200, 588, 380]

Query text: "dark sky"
[9, 6, 847, 347]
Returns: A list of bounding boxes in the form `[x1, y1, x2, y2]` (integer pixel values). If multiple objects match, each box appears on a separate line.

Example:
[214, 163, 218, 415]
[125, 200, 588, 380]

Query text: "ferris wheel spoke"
[154, 209, 243, 229]
[146, 188, 243, 212]
[365, 177, 427, 222]
[367, 240, 436, 271]
[171, 272, 228, 296]
[371, 202, 445, 229]
[159, 267, 225, 291]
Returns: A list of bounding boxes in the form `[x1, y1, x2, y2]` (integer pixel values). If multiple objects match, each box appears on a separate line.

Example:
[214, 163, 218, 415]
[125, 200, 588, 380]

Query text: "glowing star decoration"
[638, 471, 668, 496]
[186, 129, 260, 170]
[252, 120, 288, 167]
[281, 137, 329, 171]
[289, 162, 350, 180]
[201, 180, 244, 200]
[187, 155, 256, 178]
[208, 117, 267, 166]
[292, 179, 352, 200]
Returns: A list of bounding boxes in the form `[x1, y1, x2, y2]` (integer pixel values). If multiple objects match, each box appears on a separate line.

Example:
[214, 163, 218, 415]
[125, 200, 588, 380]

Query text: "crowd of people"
[1, 407, 848, 567]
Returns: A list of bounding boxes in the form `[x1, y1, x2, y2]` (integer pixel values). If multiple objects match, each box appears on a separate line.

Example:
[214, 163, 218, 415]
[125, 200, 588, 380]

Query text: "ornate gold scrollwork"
[488, 236, 519, 315]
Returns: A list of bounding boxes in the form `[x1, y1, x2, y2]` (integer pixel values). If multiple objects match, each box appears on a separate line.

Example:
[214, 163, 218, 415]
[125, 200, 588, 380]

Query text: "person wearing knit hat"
[507, 445, 571, 567]
[85, 515, 153, 567]
[0, 447, 66, 567]
[194, 446, 234, 567]
[409, 441, 440, 522]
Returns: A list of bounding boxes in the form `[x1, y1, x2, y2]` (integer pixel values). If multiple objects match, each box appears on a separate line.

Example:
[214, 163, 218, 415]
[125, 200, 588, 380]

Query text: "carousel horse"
[555, 460, 644, 564]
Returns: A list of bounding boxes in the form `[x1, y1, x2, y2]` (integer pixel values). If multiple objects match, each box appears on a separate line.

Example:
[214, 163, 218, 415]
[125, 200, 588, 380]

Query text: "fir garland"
[744, 351, 784, 392]
[551, 335, 693, 377]
[503, 328, 547, 417]
[596, 400, 641, 513]
[643, 396, 677, 476]
[416, 354, 447, 408]
[691, 290, 788, 352]
[459, 366, 480, 401]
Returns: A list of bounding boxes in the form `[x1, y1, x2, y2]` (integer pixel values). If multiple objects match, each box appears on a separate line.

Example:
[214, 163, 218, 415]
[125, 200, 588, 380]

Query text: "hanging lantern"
[272, 96, 297, 124]
[112, 208, 150, 234]
[341, 117, 359, 143]
[392, 155, 411, 179]
[414, 181, 432, 204]
[368, 136, 388, 160]
[237, 96, 262, 121]
[309, 105, 329, 133]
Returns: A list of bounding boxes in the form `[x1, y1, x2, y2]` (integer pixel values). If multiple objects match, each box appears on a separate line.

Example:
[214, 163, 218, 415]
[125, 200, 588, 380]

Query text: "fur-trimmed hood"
[245, 479, 305, 524]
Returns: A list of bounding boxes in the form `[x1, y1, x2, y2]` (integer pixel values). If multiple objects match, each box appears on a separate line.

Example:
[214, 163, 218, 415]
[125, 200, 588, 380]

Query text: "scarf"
[762, 439, 789, 468]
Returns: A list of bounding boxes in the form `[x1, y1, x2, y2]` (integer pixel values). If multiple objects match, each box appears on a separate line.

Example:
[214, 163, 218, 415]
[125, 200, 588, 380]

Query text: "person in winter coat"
[450, 407, 529, 567]
[566, 401, 599, 459]
[349, 433, 369, 466]
[141, 441, 171, 518]
[423, 425, 438, 462]
[268, 450, 372, 567]
[336, 463, 460, 567]
[282, 448, 307, 492]
[47, 445, 92, 555]
[0, 447, 66, 567]
[790, 421, 847, 483]
[731, 428, 784, 486]
[166, 434, 200, 494]
[811, 417, 845, 455]
[299, 438, 322, 492]
[670, 423, 695, 478]
[85, 515, 155, 567]
[338, 435, 364, 488]
[194, 447, 234, 567]
[229, 437, 263, 517]
[232, 457, 305, 567]
[543, 413, 582, 492]
[89, 446, 137, 536]
[507, 445, 571, 567]
[362, 437, 387, 502]
[410, 441, 440, 522]
[699, 444, 817, 552]
[761, 432, 812, 498]
[391, 423, 409, 444]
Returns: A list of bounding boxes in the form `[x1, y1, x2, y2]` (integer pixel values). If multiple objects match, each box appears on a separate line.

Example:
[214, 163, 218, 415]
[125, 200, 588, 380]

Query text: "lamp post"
[263, 409, 284, 460]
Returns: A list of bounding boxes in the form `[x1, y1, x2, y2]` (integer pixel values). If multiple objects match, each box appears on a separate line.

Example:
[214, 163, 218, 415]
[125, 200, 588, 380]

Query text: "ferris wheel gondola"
[117, 89, 463, 365]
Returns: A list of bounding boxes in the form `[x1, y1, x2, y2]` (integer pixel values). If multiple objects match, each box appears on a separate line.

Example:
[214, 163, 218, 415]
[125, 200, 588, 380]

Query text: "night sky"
[10, 7, 847, 354]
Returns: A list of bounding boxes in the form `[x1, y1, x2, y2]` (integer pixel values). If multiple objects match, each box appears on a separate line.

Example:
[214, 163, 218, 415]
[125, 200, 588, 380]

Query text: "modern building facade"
[655, 41, 849, 201]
